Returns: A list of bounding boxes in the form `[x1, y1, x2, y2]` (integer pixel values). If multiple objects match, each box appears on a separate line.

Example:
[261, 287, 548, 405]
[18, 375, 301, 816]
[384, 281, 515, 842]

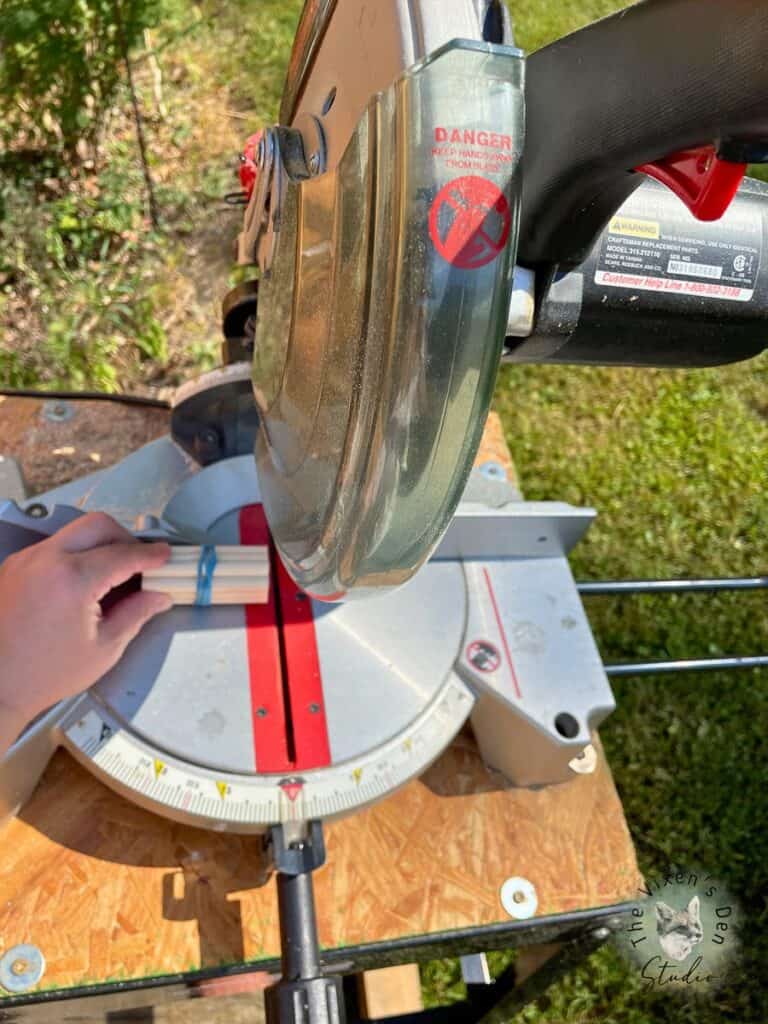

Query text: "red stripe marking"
[482, 566, 522, 699]
[275, 556, 331, 770]
[239, 506, 292, 772]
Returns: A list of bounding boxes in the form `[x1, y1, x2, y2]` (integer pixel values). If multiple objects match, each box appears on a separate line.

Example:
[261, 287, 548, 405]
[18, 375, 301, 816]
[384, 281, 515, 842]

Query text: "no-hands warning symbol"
[429, 175, 511, 269]
[466, 639, 501, 673]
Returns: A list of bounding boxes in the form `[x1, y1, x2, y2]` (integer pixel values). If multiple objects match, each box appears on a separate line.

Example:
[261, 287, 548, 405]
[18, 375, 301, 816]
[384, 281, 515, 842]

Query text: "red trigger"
[636, 145, 746, 221]
[238, 131, 263, 202]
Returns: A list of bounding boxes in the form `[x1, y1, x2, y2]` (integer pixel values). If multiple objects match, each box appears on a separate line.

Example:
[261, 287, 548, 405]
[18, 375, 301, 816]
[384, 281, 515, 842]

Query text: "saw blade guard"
[253, 40, 525, 600]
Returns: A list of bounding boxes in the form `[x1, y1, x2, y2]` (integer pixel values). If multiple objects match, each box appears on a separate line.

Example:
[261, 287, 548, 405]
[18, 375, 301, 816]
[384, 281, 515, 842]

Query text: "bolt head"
[479, 460, 506, 481]
[42, 399, 75, 423]
[199, 428, 219, 448]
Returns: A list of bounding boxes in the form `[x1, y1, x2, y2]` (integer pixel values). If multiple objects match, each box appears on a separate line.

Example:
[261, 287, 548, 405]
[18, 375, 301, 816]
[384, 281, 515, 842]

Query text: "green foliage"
[0, 0, 163, 157]
[197, 0, 302, 120]
[0, 154, 171, 388]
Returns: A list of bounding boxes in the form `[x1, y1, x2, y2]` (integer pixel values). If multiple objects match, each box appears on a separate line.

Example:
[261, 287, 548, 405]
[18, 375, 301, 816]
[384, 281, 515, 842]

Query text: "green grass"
[513, 0, 621, 51]
[478, 361, 768, 1023]
[2, 1, 768, 1020]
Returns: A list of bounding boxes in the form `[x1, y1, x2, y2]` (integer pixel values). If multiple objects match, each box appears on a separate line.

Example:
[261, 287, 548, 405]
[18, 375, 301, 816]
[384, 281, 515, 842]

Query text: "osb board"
[0, 400, 641, 994]
[0, 733, 640, 992]
[0, 396, 169, 496]
[474, 410, 520, 490]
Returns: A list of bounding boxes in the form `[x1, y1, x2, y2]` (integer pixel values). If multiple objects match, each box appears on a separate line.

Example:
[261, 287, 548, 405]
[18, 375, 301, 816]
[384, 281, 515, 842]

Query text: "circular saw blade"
[250, 1, 525, 599]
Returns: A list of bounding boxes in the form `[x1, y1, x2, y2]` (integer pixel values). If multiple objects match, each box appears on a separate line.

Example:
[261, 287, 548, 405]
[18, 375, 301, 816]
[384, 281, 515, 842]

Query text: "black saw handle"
[518, 0, 768, 269]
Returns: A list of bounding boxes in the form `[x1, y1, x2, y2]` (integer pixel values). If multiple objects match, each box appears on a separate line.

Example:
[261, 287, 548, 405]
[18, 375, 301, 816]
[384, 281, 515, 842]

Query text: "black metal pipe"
[275, 869, 321, 981]
[578, 577, 768, 595]
[605, 655, 768, 677]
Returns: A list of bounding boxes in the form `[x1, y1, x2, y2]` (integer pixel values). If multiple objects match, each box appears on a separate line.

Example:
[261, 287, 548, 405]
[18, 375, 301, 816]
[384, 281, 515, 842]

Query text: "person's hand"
[0, 513, 172, 747]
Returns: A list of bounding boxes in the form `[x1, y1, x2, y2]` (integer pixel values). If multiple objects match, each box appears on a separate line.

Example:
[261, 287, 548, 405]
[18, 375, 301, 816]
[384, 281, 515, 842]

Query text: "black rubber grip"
[518, 0, 768, 269]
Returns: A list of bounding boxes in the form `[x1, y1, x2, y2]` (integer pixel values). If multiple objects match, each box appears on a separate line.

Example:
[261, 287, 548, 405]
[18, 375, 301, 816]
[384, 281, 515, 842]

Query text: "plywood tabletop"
[0, 399, 641, 996]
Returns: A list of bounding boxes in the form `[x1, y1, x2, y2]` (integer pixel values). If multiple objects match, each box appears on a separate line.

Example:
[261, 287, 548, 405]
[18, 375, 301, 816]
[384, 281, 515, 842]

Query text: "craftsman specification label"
[595, 188, 762, 302]
[429, 175, 511, 269]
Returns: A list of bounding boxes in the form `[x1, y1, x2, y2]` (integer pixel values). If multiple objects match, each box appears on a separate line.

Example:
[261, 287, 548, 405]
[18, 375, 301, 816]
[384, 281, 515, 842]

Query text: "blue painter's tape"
[195, 545, 218, 606]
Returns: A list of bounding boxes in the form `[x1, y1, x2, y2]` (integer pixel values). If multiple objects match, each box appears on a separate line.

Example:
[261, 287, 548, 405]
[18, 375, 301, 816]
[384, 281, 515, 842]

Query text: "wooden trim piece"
[142, 545, 269, 605]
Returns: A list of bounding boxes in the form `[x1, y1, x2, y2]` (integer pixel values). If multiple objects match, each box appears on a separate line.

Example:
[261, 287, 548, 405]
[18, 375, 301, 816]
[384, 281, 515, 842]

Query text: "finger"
[54, 511, 135, 553]
[72, 541, 171, 598]
[99, 589, 173, 651]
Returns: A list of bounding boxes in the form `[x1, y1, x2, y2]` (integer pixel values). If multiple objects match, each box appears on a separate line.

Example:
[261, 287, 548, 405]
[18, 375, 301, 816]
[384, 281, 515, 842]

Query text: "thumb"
[100, 589, 173, 652]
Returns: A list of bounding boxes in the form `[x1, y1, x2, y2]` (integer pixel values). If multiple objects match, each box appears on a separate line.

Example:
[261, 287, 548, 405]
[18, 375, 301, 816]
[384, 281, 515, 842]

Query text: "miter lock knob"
[264, 977, 344, 1024]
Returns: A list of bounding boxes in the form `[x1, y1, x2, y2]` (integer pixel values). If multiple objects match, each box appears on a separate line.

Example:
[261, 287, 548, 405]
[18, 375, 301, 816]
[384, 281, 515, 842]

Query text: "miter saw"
[3, 1, 768, 1020]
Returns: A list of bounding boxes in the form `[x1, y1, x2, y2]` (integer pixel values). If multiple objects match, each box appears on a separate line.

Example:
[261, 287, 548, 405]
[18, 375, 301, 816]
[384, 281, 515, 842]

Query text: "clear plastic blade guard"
[253, 40, 525, 599]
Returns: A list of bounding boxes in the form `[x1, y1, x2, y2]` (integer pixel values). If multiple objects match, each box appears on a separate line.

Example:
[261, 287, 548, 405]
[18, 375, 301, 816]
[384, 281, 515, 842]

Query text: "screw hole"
[554, 712, 580, 739]
[537, 536, 548, 543]
[321, 86, 337, 116]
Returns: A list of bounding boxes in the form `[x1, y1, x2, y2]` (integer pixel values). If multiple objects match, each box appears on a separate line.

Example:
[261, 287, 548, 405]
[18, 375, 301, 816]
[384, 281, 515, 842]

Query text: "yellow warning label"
[154, 759, 165, 779]
[608, 215, 660, 240]
[352, 768, 363, 786]
[216, 781, 229, 799]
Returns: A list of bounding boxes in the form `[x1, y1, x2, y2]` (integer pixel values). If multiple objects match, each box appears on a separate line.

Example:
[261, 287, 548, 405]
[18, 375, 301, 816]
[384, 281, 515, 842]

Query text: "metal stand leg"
[473, 925, 613, 1024]
[264, 822, 346, 1024]
[345, 919, 621, 1024]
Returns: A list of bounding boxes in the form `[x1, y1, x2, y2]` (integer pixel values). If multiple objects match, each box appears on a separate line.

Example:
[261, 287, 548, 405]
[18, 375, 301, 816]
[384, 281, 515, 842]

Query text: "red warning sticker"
[465, 639, 501, 673]
[429, 175, 511, 270]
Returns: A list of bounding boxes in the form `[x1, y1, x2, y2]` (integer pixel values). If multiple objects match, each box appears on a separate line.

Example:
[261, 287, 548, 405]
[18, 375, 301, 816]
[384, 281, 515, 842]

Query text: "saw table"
[0, 396, 641, 1022]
